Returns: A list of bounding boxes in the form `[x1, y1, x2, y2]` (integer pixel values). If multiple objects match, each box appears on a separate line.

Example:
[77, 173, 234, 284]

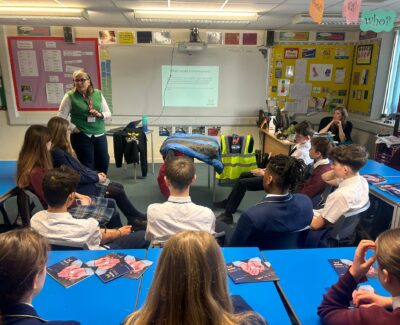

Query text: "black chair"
[312, 185, 336, 209]
[16, 188, 44, 227]
[260, 227, 310, 250]
[0, 187, 20, 232]
[305, 202, 371, 248]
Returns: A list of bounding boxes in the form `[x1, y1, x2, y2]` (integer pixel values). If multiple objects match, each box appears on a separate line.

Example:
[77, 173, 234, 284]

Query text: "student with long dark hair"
[124, 231, 265, 325]
[229, 155, 313, 248]
[16, 125, 122, 228]
[47, 116, 146, 230]
[0, 228, 79, 324]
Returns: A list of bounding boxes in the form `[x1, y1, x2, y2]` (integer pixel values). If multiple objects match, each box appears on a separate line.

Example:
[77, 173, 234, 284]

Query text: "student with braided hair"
[229, 155, 313, 248]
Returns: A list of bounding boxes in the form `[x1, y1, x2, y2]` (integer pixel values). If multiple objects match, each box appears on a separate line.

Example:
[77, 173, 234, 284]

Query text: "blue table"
[361, 159, 400, 228]
[137, 247, 291, 325]
[0, 160, 17, 197]
[262, 247, 388, 325]
[135, 248, 161, 310]
[34, 249, 147, 325]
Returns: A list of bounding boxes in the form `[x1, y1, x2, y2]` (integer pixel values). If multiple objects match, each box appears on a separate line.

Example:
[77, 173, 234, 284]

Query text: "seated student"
[216, 120, 314, 224]
[318, 230, 400, 324]
[318, 106, 352, 144]
[0, 228, 79, 324]
[145, 156, 216, 247]
[297, 137, 334, 206]
[31, 166, 148, 249]
[17, 125, 122, 228]
[310, 144, 369, 230]
[124, 231, 265, 325]
[229, 155, 313, 248]
[47, 116, 146, 230]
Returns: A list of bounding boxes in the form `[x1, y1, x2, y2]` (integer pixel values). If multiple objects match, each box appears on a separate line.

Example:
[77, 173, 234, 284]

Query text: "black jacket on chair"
[113, 127, 148, 176]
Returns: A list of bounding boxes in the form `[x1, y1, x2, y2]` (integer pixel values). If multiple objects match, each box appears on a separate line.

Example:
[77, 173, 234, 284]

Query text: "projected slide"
[162, 65, 219, 107]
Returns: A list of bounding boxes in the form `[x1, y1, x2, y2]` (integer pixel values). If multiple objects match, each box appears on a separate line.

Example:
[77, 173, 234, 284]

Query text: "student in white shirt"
[311, 144, 369, 230]
[31, 166, 148, 249]
[145, 156, 216, 247]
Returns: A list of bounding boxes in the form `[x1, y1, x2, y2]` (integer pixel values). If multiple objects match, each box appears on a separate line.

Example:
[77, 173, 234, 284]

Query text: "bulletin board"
[269, 44, 355, 113]
[7, 36, 101, 111]
[348, 39, 381, 115]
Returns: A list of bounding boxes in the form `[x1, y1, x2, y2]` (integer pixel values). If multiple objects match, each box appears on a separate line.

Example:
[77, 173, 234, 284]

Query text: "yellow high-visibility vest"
[217, 134, 258, 180]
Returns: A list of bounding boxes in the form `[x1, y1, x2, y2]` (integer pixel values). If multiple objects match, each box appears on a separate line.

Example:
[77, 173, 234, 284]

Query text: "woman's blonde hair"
[376, 228, 400, 282]
[124, 231, 263, 325]
[72, 68, 94, 96]
[47, 116, 74, 155]
[17, 125, 53, 188]
[334, 106, 348, 125]
[0, 228, 49, 310]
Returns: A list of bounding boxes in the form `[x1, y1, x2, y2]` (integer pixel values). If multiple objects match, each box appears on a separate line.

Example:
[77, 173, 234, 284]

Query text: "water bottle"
[142, 114, 148, 132]
[268, 116, 276, 135]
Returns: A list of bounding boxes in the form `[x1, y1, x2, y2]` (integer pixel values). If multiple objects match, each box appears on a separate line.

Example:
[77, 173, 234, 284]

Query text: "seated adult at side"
[310, 144, 369, 230]
[318, 106, 352, 144]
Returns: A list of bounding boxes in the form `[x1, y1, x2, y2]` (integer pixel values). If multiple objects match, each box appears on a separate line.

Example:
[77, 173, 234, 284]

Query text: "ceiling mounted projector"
[177, 42, 207, 53]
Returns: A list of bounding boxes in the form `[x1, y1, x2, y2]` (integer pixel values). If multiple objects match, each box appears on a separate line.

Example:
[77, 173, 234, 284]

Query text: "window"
[383, 29, 400, 115]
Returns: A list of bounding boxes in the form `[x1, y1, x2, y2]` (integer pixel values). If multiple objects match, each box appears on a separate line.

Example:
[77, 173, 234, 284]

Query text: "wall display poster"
[361, 69, 369, 84]
[279, 31, 310, 41]
[99, 30, 117, 45]
[277, 79, 290, 96]
[225, 33, 240, 45]
[309, 64, 333, 81]
[353, 71, 360, 85]
[207, 32, 223, 45]
[8, 36, 100, 111]
[356, 44, 373, 65]
[275, 68, 282, 78]
[17, 26, 51, 36]
[153, 31, 171, 45]
[302, 48, 316, 58]
[243, 33, 257, 45]
[316, 32, 345, 41]
[285, 66, 294, 78]
[117, 32, 134, 45]
[334, 48, 350, 59]
[284, 48, 299, 59]
[334, 67, 346, 84]
[359, 31, 378, 40]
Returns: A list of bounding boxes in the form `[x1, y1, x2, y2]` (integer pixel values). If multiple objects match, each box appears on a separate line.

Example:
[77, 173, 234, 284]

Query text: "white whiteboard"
[108, 45, 267, 124]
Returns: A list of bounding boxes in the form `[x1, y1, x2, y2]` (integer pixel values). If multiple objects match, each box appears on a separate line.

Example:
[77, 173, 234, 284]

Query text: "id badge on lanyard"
[85, 96, 96, 123]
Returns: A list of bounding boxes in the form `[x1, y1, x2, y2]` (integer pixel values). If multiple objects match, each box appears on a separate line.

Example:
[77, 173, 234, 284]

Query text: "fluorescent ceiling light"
[0, 7, 87, 19]
[292, 13, 359, 25]
[134, 9, 258, 22]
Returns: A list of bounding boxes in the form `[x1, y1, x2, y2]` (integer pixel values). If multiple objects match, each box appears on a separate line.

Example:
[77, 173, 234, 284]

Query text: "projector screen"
[161, 65, 219, 107]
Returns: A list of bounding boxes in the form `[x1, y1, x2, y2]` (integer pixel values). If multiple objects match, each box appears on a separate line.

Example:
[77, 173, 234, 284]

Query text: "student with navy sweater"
[319, 229, 400, 324]
[229, 155, 313, 249]
[0, 229, 79, 325]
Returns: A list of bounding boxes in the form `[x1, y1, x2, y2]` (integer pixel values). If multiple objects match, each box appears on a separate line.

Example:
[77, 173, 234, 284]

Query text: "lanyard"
[82, 93, 93, 111]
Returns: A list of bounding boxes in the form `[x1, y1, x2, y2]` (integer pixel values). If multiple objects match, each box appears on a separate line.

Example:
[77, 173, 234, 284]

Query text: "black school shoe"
[216, 212, 233, 225]
[213, 199, 228, 209]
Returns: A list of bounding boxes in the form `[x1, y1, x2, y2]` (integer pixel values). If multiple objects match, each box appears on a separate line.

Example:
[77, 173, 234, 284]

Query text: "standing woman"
[58, 69, 110, 173]
[318, 106, 352, 144]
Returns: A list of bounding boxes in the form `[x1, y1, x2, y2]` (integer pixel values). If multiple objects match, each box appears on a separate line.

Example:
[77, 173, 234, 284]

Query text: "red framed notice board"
[8, 36, 100, 111]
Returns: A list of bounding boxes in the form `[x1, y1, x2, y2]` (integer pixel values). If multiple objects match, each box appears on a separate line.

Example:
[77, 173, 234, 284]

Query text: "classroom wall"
[0, 25, 396, 162]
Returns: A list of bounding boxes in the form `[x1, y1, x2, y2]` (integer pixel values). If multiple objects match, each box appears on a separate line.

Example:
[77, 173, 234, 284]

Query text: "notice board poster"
[8, 37, 100, 111]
